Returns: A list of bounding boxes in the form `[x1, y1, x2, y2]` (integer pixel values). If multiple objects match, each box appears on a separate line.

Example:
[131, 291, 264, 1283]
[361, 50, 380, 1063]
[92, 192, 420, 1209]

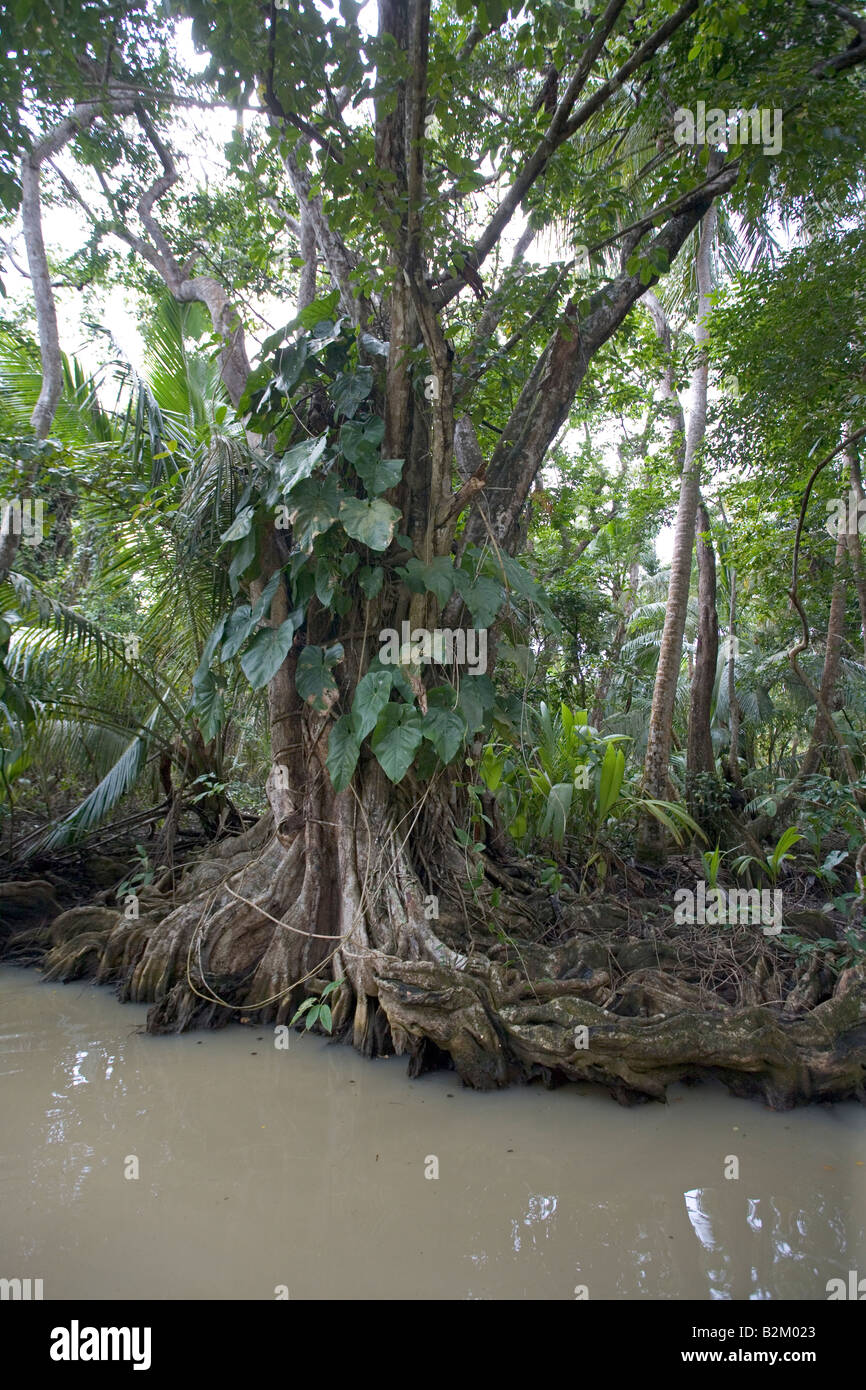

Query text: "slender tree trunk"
[844, 445, 866, 664]
[726, 567, 743, 785]
[799, 483, 850, 779]
[638, 186, 719, 857]
[686, 497, 719, 804]
[0, 101, 128, 578]
[591, 559, 638, 726]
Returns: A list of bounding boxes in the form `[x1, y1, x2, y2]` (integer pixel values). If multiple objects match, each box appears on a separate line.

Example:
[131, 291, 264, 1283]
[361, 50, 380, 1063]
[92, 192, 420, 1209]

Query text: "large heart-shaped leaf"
[296, 643, 343, 710]
[462, 574, 503, 628]
[221, 604, 254, 661]
[397, 556, 456, 605]
[353, 454, 404, 497]
[351, 668, 393, 740]
[357, 564, 384, 599]
[420, 706, 466, 764]
[326, 714, 361, 792]
[371, 704, 424, 783]
[275, 339, 309, 394]
[340, 496, 402, 551]
[314, 558, 337, 607]
[240, 617, 296, 690]
[340, 415, 385, 465]
[288, 475, 342, 550]
[456, 674, 496, 733]
[280, 433, 327, 492]
[331, 366, 373, 420]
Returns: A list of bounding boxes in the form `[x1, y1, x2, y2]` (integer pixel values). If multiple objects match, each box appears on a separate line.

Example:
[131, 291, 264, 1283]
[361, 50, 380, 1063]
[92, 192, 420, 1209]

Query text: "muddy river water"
[1, 965, 864, 1300]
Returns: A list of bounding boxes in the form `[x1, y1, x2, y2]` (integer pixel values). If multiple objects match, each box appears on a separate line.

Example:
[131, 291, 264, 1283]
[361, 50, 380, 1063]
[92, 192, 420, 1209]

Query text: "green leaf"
[296, 643, 342, 709]
[352, 668, 393, 739]
[340, 496, 402, 551]
[192, 670, 225, 742]
[240, 618, 296, 690]
[541, 782, 572, 843]
[456, 675, 495, 733]
[221, 604, 254, 661]
[287, 474, 343, 550]
[340, 415, 385, 465]
[462, 574, 503, 627]
[331, 367, 373, 419]
[275, 339, 309, 394]
[354, 453, 404, 497]
[250, 571, 282, 624]
[220, 506, 255, 543]
[327, 713, 361, 791]
[318, 1003, 333, 1033]
[397, 556, 456, 605]
[358, 564, 384, 599]
[280, 434, 328, 492]
[421, 706, 466, 764]
[597, 743, 625, 821]
[228, 526, 258, 595]
[314, 558, 337, 607]
[371, 703, 424, 783]
[193, 615, 227, 688]
[479, 744, 504, 792]
[295, 292, 341, 331]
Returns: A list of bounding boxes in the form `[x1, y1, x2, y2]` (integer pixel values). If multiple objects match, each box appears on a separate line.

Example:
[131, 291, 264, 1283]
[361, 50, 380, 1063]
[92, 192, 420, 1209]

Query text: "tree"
[5, 0, 866, 1099]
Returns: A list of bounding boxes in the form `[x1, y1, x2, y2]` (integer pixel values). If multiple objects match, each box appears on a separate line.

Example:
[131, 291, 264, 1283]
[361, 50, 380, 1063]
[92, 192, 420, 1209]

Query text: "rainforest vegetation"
[1, 0, 866, 1106]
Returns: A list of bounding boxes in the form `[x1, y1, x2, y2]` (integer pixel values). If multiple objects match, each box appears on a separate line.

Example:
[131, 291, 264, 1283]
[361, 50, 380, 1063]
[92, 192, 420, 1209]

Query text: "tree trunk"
[844, 445, 866, 664]
[591, 559, 638, 727]
[638, 185, 719, 857]
[686, 497, 719, 811]
[799, 497, 849, 779]
[726, 567, 743, 785]
[0, 100, 130, 580]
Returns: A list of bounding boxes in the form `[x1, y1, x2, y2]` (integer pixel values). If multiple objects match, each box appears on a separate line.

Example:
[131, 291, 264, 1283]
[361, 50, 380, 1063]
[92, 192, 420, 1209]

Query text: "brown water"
[1, 965, 864, 1300]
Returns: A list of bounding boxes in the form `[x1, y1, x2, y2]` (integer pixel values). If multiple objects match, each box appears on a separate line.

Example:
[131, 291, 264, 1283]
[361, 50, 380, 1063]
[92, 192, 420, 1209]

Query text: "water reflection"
[1, 966, 863, 1300]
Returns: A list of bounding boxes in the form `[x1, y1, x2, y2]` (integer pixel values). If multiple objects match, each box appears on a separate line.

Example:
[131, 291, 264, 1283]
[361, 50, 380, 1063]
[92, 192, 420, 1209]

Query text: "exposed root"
[2, 792, 865, 1107]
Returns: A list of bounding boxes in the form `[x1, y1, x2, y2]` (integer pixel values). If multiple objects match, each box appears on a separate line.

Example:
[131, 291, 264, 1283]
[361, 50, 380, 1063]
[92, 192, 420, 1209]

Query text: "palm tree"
[0, 297, 264, 865]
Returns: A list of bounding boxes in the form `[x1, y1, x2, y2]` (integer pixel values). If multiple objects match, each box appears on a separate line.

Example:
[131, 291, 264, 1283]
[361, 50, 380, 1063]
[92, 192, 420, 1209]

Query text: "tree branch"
[457, 161, 738, 557]
[434, 0, 701, 307]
